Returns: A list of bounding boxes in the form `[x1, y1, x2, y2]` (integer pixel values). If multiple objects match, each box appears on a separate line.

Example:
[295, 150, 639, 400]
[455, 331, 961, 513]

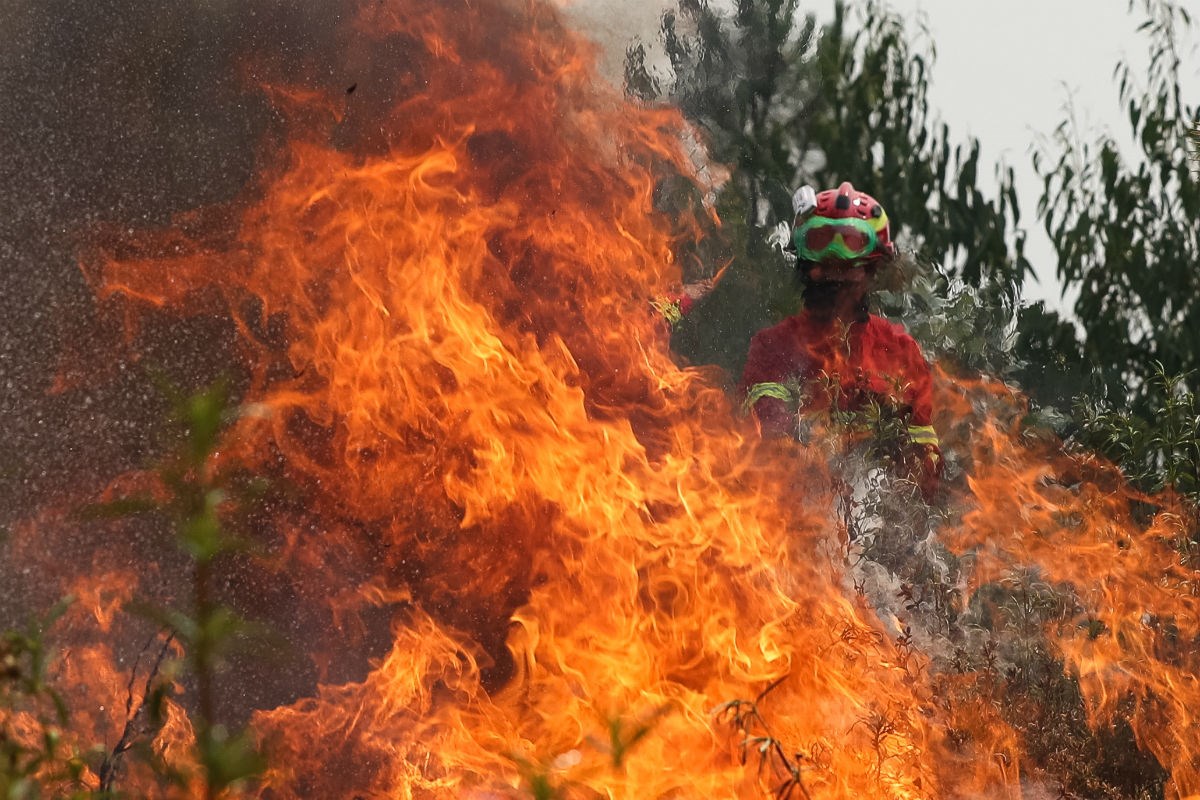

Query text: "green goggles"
[793, 216, 879, 262]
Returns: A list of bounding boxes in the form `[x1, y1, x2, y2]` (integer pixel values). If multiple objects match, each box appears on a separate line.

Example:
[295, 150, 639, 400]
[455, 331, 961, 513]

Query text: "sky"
[562, 0, 1200, 313]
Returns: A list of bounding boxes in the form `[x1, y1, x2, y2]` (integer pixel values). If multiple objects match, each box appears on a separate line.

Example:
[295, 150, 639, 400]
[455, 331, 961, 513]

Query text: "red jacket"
[739, 310, 941, 491]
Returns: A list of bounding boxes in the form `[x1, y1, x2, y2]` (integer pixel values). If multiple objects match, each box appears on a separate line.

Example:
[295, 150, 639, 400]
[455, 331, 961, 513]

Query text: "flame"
[943, 374, 1200, 798]
[6, 0, 1198, 797]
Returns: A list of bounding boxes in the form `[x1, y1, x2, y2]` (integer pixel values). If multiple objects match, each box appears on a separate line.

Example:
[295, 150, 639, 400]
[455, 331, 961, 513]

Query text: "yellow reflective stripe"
[746, 382, 794, 403]
[651, 296, 683, 326]
[908, 424, 939, 446]
[743, 382, 794, 415]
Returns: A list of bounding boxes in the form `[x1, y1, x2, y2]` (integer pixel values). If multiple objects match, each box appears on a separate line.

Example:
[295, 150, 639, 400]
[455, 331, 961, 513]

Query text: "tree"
[626, 0, 818, 235]
[624, 0, 823, 373]
[1035, 0, 1198, 411]
[625, 0, 1032, 379]
[627, 0, 1200, 506]
[802, 2, 1031, 293]
[1031, 0, 1199, 502]
[1190, 118, 1200, 174]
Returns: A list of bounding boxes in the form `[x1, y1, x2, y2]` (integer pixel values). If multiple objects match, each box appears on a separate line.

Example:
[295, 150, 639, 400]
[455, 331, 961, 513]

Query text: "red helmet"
[791, 181, 894, 265]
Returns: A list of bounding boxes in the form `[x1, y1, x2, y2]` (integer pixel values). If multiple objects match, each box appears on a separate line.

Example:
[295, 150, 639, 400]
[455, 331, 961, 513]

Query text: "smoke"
[553, 0, 677, 81]
[0, 1, 386, 529]
[0, 1, 379, 708]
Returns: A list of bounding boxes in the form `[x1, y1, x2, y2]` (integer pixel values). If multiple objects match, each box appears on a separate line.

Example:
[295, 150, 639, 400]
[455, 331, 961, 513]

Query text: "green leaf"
[176, 379, 231, 466]
[199, 724, 266, 793]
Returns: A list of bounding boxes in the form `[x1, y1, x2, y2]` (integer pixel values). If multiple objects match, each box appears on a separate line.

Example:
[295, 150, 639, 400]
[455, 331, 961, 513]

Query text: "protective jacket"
[739, 309, 942, 494]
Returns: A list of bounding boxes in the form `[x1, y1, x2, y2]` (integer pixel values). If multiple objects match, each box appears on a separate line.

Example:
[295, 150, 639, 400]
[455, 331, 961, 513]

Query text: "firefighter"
[738, 181, 942, 498]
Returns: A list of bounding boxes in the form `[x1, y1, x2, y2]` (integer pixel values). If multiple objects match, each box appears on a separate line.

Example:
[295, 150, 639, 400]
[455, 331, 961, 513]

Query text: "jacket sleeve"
[898, 336, 942, 498]
[739, 330, 797, 438]
[904, 346, 934, 427]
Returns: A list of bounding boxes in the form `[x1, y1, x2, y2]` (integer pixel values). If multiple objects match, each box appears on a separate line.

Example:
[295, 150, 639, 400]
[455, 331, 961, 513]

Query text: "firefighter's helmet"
[791, 182, 894, 265]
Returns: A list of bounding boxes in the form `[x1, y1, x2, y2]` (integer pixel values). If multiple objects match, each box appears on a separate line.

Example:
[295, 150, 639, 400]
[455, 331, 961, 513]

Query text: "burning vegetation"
[2, 0, 1198, 798]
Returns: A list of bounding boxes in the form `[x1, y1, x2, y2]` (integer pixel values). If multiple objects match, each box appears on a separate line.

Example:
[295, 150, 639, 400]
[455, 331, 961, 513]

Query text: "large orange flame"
[8, 0, 1197, 798]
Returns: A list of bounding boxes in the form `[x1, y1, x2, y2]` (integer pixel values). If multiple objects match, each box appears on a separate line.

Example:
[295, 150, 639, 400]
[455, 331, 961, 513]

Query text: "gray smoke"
[0, 0, 352, 527]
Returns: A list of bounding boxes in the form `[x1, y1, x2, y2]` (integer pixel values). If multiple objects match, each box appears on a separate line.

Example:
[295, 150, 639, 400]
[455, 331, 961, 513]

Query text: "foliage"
[2, 381, 271, 798]
[802, 2, 1030, 293]
[506, 708, 667, 798]
[629, 0, 1200, 503]
[1026, 0, 1200, 503]
[949, 575, 1168, 800]
[626, 0, 819, 373]
[1072, 366, 1200, 507]
[1190, 118, 1200, 174]
[626, 0, 1033, 381]
[630, 0, 1198, 794]
[625, 0, 816, 235]
[714, 678, 811, 799]
[0, 598, 101, 800]
[111, 380, 270, 799]
[1034, 0, 1199, 416]
[876, 262, 1021, 377]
